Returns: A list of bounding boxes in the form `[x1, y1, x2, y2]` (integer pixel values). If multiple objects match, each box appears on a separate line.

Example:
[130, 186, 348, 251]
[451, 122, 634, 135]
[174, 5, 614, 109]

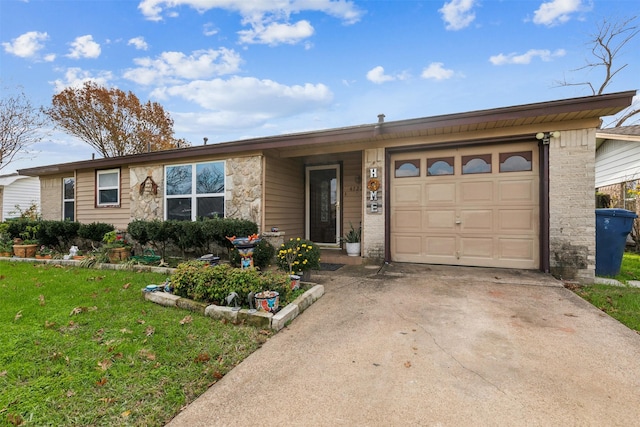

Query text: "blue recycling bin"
[595, 208, 637, 276]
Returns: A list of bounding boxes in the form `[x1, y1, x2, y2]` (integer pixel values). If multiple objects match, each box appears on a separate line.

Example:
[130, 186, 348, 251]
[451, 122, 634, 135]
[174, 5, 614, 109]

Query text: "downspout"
[540, 140, 550, 273]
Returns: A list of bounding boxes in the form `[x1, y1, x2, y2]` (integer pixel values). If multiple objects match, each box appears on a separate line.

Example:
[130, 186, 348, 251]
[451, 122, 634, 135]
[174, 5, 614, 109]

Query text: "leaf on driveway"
[14, 311, 22, 321]
[404, 361, 412, 368]
[180, 315, 193, 325]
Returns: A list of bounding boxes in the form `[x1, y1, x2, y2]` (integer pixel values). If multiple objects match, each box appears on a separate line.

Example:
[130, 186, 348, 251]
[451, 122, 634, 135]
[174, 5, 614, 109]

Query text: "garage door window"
[462, 154, 491, 174]
[499, 151, 532, 172]
[395, 159, 420, 177]
[427, 157, 454, 176]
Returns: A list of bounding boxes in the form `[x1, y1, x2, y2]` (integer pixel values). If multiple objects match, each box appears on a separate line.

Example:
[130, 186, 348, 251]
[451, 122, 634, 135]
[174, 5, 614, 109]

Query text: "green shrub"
[78, 222, 115, 242]
[127, 219, 150, 246]
[38, 220, 80, 250]
[171, 261, 291, 306]
[229, 239, 275, 269]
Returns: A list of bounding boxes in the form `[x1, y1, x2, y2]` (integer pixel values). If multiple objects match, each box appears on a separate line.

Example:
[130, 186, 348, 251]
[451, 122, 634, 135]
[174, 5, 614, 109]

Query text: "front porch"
[320, 248, 363, 266]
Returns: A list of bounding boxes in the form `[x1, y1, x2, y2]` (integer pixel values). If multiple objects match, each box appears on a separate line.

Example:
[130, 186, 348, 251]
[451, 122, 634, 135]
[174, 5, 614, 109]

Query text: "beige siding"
[264, 155, 305, 238]
[340, 151, 364, 234]
[76, 168, 130, 229]
[40, 175, 64, 220]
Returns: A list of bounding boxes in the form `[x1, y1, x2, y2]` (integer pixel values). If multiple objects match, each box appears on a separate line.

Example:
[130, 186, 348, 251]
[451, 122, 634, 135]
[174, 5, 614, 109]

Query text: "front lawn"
[570, 253, 640, 333]
[0, 261, 267, 426]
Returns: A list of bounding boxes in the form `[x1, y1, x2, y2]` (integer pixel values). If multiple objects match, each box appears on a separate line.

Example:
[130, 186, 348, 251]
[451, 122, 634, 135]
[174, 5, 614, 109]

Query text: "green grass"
[0, 261, 268, 426]
[572, 253, 640, 333]
[611, 252, 640, 283]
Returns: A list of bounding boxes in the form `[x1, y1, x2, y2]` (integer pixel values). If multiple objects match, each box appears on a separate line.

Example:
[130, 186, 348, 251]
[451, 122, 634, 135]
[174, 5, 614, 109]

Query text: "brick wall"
[548, 128, 596, 282]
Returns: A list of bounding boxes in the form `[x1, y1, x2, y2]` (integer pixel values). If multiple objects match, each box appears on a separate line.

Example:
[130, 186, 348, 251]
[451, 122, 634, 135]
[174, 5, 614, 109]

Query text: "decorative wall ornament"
[139, 176, 158, 196]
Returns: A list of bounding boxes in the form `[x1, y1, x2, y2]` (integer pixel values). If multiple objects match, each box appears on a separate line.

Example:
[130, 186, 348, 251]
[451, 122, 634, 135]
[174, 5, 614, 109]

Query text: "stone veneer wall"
[548, 128, 596, 283]
[362, 148, 385, 261]
[129, 156, 263, 226]
[130, 166, 164, 221]
[225, 156, 263, 226]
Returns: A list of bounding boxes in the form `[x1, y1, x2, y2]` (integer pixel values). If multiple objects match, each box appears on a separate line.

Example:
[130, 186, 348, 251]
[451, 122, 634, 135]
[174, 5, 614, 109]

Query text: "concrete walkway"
[167, 264, 640, 426]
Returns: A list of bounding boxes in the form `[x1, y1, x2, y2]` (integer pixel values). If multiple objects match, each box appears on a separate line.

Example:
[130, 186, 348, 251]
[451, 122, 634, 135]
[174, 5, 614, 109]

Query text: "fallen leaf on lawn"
[404, 361, 412, 368]
[70, 307, 86, 315]
[259, 329, 271, 335]
[14, 311, 22, 321]
[137, 319, 146, 324]
[0, 275, 5, 280]
[96, 377, 108, 387]
[139, 349, 156, 361]
[145, 326, 155, 336]
[39, 295, 45, 306]
[120, 328, 132, 334]
[66, 389, 75, 397]
[97, 359, 112, 371]
[45, 320, 56, 328]
[213, 371, 224, 379]
[100, 397, 115, 404]
[180, 315, 193, 325]
[194, 353, 210, 363]
[103, 288, 111, 293]
[0, 370, 7, 376]
[121, 410, 131, 418]
[7, 413, 23, 425]
[35, 282, 43, 288]
[122, 283, 131, 289]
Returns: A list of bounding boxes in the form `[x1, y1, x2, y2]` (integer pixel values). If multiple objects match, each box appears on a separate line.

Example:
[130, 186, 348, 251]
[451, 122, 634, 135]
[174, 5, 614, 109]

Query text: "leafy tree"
[44, 81, 189, 157]
[557, 16, 639, 126]
[0, 87, 48, 171]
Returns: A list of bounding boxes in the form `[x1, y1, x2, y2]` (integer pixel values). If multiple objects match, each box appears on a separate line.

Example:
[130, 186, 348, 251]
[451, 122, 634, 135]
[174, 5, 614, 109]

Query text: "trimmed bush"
[38, 220, 80, 251]
[171, 261, 291, 307]
[78, 222, 115, 243]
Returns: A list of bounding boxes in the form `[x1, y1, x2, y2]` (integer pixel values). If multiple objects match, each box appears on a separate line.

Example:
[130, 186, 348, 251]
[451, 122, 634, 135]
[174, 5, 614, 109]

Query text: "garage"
[390, 141, 540, 269]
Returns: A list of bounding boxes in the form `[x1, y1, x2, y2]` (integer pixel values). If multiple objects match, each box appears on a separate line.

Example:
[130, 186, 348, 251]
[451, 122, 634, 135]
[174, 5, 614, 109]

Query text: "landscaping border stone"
[143, 284, 325, 330]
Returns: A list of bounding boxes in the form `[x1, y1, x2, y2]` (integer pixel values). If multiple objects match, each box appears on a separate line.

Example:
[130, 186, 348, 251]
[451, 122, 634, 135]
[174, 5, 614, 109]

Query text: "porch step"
[320, 249, 362, 265]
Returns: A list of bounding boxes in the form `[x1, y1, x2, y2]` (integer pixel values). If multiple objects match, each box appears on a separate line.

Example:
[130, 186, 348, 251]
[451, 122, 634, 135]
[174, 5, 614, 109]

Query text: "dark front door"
[306, 165, 340, 245]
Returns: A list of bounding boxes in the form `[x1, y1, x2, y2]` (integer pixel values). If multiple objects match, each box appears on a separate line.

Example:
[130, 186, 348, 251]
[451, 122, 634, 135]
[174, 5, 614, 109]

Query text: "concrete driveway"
[167, 264, 640, 426]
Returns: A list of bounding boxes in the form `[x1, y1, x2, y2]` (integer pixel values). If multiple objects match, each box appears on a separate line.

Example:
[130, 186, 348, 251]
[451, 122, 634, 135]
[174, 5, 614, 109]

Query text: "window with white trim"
[165, 161, 225, 221]
[63, 177, 75, 220]
[96, 169, 120, 206]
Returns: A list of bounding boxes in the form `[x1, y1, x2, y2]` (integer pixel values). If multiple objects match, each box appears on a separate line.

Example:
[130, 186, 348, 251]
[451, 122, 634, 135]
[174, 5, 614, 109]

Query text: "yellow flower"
[296, 237, 300, 241]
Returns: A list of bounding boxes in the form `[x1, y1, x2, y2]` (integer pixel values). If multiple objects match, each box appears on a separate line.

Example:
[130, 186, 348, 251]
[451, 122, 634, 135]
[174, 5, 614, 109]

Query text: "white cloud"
[238, 20, 314, 45]
[2, 31, 52, 60]
[533, 0, 584, 26]
[489, 48, 566, 65]
[51, 67, 113, 92]
[151, 76, 333, 118]
[128, 36, 149, 50]
[366, 66, 395, 84]
[421, 62, 455, 80]
[203, 23, 218, 36]
[123, 48, 242, 85]
[137, 0, 363, 45]
[439, 0, 477, 31]
[67, 35, 101, 59]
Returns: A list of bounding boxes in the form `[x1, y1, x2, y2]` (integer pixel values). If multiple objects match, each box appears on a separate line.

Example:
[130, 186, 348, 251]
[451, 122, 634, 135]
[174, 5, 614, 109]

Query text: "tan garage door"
[391, 142, 539, 269]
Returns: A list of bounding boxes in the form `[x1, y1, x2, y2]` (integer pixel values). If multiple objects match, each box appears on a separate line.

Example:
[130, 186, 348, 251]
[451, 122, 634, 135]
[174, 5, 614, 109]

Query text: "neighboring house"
[0, 173, 41, 221]
[595, 125, 640, 214]
[18, 91, 636, 282]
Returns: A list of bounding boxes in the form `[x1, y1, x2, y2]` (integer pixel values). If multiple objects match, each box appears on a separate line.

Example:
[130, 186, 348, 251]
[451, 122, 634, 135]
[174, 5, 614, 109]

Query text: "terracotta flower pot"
[108, 247, 131, 263]
[13, 244, 38, 258]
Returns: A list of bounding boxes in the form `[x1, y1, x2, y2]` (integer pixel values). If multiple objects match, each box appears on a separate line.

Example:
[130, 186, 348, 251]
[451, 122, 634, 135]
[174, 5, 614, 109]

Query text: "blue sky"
[1, 0, 639, 173]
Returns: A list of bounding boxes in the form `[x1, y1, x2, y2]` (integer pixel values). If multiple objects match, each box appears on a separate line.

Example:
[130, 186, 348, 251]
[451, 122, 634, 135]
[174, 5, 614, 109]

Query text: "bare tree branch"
[0, 86, 49, 171]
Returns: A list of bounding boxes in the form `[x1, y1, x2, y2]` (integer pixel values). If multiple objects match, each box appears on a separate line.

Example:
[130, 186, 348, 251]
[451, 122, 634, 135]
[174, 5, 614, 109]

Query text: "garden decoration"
[254, 290, 280, 313]
[226, 234, 261, 269]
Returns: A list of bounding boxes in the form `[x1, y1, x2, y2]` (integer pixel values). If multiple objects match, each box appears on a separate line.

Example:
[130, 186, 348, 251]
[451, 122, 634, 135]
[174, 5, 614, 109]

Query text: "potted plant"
[13, 224, 40, 258]
[277, 237, 321, 282]
[342, 222, 361, 257]
[36, 245, 53, 259]
[102, 230, 131, 263]
[0, 239, 13, 257]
